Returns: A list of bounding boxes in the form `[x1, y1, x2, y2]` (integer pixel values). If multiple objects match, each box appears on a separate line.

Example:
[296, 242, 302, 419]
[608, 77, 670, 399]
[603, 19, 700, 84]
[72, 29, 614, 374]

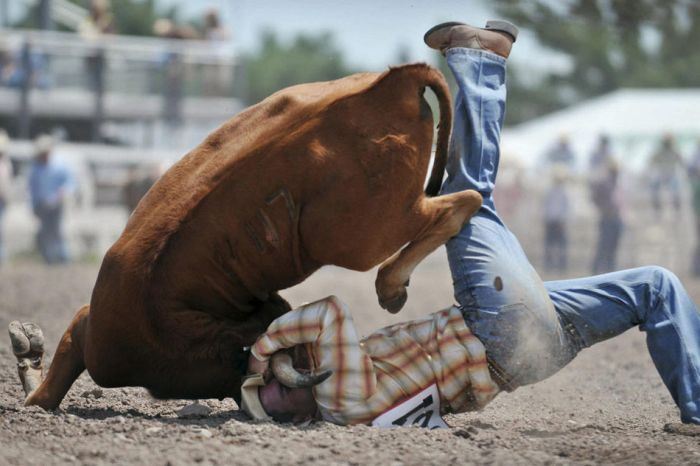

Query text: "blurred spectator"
[542, 165, 570, 272]
[122, 163, 161, 214]
[202, 8, 231, 95]
[0, 130, 11, 263]
[204, 8, 228, 42]
[78, 0, 116, 38]
[648, 134, 684, 212]
[688, 141, 700, 276]
[79, 0, 115, 92]
[588, 135, 614, 237]
[589, 134, 613, 176]
[591, 160, 623, 274]
[543, 134, 576, 170]
[154, 18, 198, 125]
[28, 135, 75, 264]
[493, 155, 524, 224]
[0, 44, 50, 89]
[0, 43, 14, 85]
[154, 18, 199, 41]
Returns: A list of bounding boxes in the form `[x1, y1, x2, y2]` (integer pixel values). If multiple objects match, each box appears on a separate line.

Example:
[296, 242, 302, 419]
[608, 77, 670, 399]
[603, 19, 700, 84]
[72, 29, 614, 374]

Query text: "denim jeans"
[441, 48, 700, 424]
[34, 203, 68, 265]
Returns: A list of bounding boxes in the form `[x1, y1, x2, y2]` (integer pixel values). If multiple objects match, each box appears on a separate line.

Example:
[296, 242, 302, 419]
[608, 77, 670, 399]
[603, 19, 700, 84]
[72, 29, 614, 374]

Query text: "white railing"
[15, 0, 89, 31]
[0, 27, 240, 141]
[0, 27, 236, 65]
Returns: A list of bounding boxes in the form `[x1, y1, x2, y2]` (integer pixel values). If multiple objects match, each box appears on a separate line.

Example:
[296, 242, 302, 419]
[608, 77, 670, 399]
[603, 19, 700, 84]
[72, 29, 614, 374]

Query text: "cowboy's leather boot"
[423, 20, 519, 58]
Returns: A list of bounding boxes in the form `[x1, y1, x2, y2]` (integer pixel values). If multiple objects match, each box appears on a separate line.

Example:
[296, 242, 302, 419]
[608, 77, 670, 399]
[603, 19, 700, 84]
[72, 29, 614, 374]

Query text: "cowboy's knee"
[643, 265, 678, 292]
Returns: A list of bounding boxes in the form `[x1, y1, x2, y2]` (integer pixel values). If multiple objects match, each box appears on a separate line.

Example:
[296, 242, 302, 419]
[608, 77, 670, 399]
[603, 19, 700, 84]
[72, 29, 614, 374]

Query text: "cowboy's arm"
[250, 296, 377, 423]
[306, 299, 377, 424]
[251, 295, 350, 361]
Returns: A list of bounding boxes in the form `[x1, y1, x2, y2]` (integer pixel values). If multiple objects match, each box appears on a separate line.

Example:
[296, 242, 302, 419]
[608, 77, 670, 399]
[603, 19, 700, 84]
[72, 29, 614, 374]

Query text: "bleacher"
[0, 23, 245, 259]
[0, 27, 243, 145]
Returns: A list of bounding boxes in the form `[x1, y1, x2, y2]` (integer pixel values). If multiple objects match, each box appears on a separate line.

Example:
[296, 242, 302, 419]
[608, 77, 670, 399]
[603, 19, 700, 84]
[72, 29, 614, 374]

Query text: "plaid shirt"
[251, 295, 499, 425]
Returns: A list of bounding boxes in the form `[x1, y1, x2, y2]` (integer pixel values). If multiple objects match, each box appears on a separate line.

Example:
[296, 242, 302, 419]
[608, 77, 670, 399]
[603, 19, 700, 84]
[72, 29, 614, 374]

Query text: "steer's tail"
[418, 65, 452, 197]
[372, 63, 452, 196]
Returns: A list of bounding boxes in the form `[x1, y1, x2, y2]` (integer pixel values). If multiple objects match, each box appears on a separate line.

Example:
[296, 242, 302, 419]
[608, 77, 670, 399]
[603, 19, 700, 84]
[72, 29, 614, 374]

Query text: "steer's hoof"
[8, 321, 45, 358]
[378, 288, 408, 314]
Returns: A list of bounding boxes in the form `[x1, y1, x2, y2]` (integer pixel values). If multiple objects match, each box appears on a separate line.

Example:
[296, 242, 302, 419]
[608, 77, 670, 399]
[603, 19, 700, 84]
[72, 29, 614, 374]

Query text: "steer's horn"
[270, 352, 332, 388]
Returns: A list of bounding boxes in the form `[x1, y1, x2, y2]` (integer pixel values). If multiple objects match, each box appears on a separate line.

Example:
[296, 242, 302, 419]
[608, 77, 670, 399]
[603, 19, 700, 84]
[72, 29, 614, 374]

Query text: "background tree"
[491, 0, 700, 124]
[239, 30, 355, 105]
[109, 0, 178, 37]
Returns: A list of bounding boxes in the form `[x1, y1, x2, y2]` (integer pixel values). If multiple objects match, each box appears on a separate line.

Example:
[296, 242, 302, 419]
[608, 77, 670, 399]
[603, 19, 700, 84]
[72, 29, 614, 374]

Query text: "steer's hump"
[112, 70, 387, 270]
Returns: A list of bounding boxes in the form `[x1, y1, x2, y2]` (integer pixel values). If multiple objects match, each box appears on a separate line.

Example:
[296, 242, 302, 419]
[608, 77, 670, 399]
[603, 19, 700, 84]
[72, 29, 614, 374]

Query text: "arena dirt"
[1, 257, 699, 465]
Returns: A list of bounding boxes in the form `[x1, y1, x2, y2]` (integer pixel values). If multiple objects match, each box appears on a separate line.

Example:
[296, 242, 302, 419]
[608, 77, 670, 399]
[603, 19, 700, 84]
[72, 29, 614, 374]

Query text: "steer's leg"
[8, 305, 89, 409]
[375, 189, 482, 313]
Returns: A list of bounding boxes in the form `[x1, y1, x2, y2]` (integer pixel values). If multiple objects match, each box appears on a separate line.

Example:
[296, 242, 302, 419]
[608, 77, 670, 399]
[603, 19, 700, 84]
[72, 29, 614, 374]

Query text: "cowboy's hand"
[247, 353, 269, 378]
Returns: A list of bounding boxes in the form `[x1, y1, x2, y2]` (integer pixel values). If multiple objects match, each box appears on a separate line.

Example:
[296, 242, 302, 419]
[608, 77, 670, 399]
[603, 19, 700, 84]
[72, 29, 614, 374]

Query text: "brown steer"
[9, 63, 482, 409]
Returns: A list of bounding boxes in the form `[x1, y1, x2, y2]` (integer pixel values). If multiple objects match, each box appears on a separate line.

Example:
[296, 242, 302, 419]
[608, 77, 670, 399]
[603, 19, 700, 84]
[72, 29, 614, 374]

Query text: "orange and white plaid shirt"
[251, 295, 499, 425]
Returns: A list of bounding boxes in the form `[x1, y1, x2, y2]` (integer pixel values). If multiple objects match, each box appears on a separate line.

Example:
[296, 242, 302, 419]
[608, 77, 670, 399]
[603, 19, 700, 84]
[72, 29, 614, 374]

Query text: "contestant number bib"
[372, 384, 448, 429]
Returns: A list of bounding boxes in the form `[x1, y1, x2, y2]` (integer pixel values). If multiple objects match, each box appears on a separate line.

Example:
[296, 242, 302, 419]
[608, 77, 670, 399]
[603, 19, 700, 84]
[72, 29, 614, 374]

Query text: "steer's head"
[241, 352, 332, 423]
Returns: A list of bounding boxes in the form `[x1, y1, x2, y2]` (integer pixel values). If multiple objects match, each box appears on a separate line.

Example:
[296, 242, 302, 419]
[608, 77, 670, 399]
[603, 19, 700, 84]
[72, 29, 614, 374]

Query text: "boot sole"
[485, 20, 519, 42]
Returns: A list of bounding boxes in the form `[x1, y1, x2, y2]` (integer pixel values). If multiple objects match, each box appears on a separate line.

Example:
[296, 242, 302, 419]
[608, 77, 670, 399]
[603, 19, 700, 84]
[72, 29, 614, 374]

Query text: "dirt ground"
[1, 247, 699, 466]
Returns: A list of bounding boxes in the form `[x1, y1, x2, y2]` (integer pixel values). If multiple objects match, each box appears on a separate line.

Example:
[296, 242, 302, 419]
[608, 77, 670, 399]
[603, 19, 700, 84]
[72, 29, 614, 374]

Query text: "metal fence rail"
[0, 28, 239, 141]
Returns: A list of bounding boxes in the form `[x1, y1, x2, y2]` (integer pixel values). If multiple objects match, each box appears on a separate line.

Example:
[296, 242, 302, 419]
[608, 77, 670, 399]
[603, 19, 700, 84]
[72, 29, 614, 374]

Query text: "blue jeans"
[34, 203, 69, 265]
[441, 48, 700, 424]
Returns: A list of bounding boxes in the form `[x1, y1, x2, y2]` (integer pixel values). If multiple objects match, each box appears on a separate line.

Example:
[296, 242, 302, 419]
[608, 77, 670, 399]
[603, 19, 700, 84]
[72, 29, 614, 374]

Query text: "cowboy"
[241, 295, 496, 426]
[242, 20, 700, 435]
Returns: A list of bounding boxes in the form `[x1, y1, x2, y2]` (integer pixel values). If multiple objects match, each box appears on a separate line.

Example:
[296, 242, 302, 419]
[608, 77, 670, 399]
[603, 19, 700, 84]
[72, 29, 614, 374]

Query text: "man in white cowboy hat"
[28, 134, 75, 264]
[240, 19, 700, 436]
[0, 130, 12, 263]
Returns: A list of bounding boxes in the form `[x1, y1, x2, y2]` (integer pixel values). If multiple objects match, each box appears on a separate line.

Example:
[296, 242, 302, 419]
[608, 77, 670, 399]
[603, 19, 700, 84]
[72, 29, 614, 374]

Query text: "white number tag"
[371, 384, 448, 429]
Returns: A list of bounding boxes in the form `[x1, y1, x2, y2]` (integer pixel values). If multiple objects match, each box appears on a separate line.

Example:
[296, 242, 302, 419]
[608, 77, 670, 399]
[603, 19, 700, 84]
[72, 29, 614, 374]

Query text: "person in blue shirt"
[28, 135, 74, 264]
[543, 135, 577, 170]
